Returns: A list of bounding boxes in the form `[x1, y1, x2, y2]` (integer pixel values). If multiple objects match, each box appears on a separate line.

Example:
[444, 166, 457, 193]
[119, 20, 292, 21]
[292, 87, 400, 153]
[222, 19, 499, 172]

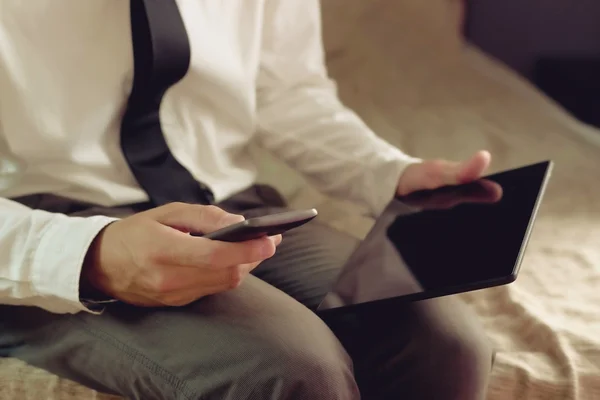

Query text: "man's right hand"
[81, 203, 281, 307]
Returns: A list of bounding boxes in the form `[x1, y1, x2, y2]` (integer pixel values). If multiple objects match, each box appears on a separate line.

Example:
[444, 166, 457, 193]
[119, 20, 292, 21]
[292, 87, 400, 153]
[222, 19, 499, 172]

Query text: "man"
[0, 1, 493, 399]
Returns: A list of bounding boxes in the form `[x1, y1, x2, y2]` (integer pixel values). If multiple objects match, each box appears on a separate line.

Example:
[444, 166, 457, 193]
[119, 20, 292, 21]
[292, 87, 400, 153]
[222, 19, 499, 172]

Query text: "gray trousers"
[1, 186, 493, 399]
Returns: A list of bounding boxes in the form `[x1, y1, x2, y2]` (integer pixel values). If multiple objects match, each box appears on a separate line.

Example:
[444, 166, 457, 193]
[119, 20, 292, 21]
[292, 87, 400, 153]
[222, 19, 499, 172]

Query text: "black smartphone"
[193, 209, 318, 242]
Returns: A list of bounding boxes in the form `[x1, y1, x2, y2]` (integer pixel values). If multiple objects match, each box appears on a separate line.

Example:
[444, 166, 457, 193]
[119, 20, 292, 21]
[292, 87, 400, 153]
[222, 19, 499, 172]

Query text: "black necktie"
[120, 0, 214, 206]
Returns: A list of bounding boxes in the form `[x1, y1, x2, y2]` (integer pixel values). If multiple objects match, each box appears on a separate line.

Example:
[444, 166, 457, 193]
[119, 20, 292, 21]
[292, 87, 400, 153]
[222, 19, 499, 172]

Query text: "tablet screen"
[318, 161, 552, 311]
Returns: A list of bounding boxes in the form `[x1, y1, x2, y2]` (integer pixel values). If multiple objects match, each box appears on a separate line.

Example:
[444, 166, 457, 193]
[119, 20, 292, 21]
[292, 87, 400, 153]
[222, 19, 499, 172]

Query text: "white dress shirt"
[0, 0, 419, 314]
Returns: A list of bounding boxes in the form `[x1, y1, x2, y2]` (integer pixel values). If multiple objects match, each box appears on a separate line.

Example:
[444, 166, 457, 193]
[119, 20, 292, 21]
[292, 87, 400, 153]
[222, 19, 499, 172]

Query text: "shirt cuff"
[30, 212, 118, 314]
[363, 142, 422, 218]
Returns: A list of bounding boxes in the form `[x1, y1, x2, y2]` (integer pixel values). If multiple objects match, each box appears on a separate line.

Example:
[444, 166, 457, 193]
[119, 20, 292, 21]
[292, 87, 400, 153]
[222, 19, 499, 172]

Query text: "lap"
[4, 191, 360, 399]
[249, 203, 492, 398]
[3, 189, 492, 399]
[1, 276, 356, 400]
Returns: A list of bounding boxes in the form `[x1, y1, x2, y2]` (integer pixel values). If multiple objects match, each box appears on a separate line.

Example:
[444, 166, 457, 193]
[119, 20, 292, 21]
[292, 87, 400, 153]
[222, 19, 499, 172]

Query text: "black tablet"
[317, 160, 553, 313]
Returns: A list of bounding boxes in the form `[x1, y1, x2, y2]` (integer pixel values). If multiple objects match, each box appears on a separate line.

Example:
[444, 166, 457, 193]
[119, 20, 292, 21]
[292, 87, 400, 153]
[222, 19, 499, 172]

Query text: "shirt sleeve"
[255, 0, 421, 217]
[0, 198, 117, 314]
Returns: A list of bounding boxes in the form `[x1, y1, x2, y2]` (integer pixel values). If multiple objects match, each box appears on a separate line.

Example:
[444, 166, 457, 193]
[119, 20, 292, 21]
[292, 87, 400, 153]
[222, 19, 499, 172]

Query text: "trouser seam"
[68, 317, 200, 400]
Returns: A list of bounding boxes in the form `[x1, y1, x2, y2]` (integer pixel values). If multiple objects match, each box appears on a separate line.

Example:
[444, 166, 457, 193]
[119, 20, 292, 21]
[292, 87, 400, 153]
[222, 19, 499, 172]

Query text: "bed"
[2, 0, 599, 399]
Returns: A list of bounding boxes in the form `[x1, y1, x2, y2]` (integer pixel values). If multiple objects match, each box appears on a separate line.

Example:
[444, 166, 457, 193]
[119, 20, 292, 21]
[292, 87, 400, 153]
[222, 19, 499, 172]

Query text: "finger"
[180, 283, 234, 301]
[183, 261, 261, 297]
[270, 234, 283, 247]
[152, 262, 261, 305]
[421, 160, 460, 188]
[150, 261, 260, 294]
[158, 272, 255, 306]
[189, 262, 259, 294]
[456, 150, 491, 184]
[162, 235, 278, 269]
[201, 236, 279, 268]
[477, 179, 503, 202]
[444, 179, 502, 206]
[431, 192, 464, 209]
[149, 203, 244, 234]
[153, 283, 232, 306]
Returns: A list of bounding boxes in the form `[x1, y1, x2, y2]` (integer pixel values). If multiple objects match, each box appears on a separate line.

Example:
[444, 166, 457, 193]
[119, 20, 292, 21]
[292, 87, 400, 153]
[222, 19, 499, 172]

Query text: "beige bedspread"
[2, 0, 599, 399]
[315, 2, 600, 399]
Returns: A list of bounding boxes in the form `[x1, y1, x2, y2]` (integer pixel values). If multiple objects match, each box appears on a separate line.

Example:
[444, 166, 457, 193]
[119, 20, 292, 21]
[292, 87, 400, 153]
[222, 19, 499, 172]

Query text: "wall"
[466, 0, 600, 79]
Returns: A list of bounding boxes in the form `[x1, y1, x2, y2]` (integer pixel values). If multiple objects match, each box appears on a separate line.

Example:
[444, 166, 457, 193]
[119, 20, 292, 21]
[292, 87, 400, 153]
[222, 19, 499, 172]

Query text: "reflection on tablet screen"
[319, 161, 550, 311]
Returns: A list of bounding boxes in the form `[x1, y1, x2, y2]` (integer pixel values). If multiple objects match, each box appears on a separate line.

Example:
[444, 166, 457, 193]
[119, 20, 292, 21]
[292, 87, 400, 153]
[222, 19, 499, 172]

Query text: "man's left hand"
[397, 150, 492, 196]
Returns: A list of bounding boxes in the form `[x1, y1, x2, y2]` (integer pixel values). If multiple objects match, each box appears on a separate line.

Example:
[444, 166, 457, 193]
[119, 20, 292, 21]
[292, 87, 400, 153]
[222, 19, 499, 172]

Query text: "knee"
[179, 314, 360, 400]
[255, 334, 360, 400]
[442, 328, 493, 374]
[431, 323, 494, 396]
[159, 332, 359, 400]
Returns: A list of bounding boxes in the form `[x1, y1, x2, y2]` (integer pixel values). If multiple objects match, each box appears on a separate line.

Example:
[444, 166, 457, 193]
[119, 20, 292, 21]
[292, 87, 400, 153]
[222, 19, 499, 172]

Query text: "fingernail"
[223, 214, 245, 225]
[231, 214, 245, 222]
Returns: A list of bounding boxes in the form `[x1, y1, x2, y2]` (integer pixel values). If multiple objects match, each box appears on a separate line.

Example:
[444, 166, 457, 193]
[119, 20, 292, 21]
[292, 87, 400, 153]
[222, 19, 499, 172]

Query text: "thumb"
[149, 203, 244, 234]
[456, 150, 492, 184]
[435, 150, 492, 186]
[432, 160, 462, 187]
